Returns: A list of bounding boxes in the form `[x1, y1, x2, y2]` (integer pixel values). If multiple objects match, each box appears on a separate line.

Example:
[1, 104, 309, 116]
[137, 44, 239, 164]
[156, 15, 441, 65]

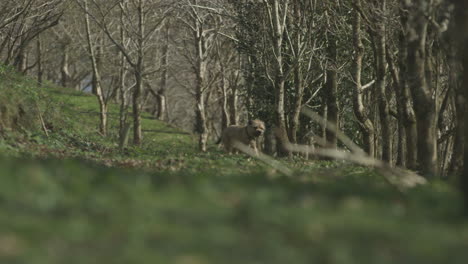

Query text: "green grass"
[1, 66, 468, 263]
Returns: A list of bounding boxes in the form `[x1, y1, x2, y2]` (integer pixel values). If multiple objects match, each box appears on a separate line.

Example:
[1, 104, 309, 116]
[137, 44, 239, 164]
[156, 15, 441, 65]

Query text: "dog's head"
[248, 119, 265, 137]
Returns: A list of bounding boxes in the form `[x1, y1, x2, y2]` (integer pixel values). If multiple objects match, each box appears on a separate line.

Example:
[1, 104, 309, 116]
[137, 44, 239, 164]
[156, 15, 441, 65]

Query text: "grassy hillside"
[1, 66, 468, 264]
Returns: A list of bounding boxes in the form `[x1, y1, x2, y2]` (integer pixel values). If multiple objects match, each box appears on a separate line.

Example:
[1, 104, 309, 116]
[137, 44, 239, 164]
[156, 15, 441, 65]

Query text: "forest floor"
[1, 66, 468, 264]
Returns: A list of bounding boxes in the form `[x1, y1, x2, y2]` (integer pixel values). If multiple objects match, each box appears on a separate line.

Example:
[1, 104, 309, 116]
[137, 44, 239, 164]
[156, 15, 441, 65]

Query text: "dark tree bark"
[451, 0, 468, 210]
[398, 9, 418, 169]
[36, 37, 43, 86]
[405, 0, 438, 177]
[448, 64, 464, 176]
[372, 0, 391, 163]
[324, 36, 338, 149]
[387, 47, 406, 166]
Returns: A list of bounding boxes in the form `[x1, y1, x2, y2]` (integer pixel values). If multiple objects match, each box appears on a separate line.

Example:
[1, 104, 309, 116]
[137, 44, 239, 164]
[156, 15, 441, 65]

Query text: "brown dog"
[217, 119, 265, 154]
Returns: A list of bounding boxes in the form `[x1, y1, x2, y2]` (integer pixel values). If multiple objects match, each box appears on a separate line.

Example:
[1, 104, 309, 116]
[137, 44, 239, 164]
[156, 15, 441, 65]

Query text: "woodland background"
[3, 0, 468, 179]
[2, 0, 468, 263]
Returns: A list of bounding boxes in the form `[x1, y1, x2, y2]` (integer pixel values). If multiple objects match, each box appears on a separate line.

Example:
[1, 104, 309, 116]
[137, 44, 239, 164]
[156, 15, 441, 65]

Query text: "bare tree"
[395, 3, 418, 169]
[176, 0, 221, 152]
[77, 0, 168, 145]
[156, 20, 170, 121]
[404, 0, 438, 177]
[352, 0, 375, 157]
[0, 0, 63, 70]
[262, 0, 291, 156]
[370, 0, 392, 163]
[83, 0, 107, 136]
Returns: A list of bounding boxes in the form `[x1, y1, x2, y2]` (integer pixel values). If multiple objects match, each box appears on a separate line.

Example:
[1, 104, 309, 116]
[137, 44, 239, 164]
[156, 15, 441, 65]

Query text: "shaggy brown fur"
[218, 119, 265, 154]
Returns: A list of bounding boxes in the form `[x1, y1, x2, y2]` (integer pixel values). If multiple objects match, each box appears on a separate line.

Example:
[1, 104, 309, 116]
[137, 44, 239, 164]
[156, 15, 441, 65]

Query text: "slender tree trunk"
[132, 0, 145, 145]
[15, 51, 27, 73]
[398, 14, 418, 169]
[228, 82, 238, 125]
[220, 64, 230, 130]
[157, 22, 169, 121]
[324, 36, 338, 149]
[84, 0, 107, 136]
[373, 0, 391, 163]
[405, 0, 437, 177]
[290, 69, 304, 144]
[373, 0, 393, 164]
[194, 18, 208, 152]
[195, 87, 208, 152]
[270, 0, 290, 156]
[320, 102, 327, 140]
[387, 47, 405, 166]
[352, 0, 375, 157]
[36, 37, 43, 86]
[448, 60, 464, 175]
[290, 2, 306, 145]
[133, 64, 143, 145]
[118, 23, 130, 149]
[13, 36, 27, 73]
[449, 94, 465, 175]
[61, 44, 70, 88]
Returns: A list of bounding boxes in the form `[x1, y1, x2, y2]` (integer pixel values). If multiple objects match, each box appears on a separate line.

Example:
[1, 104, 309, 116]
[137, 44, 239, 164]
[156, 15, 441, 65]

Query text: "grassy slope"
[1, 67, 468, 264]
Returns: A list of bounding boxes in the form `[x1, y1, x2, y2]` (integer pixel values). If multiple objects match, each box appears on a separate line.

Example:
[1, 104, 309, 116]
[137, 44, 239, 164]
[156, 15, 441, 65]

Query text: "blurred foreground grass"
[1, 158, 467, 264]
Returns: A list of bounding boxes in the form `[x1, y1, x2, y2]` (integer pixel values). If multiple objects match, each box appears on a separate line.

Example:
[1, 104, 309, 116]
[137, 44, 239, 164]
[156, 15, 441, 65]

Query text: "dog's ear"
[248, 120, 253, 126]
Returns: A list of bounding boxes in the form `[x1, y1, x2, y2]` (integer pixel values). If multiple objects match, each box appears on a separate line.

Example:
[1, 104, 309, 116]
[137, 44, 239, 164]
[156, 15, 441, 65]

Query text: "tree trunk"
[36, 37, 43, 86]
[157, 22, 169, 121]
[289, 2, 306, 145]
[84, 0, 107, 136]
[228, 83, 238, 125]
[447, 84, 465, 176]
[270, 0, 291, 156]
[387, 47, 405, 167]
[451, 0, 468, 210]
[194, 17, 208, 152]
[195, 92, 208, 152]
[290, 68, 304, 144]
[352, 0, 375, 157]
[118, 24, 130, 149]
[324, 36, 338, 149]
[220, 67, 230, 130]
[320, 102, 327, 140]
[443, 28, 462, 176]
[61, 44, 70, 88]
[132, 0, 145, 145]
[373, 1, 392, 163]
[405, 0, 437, 177]
[13, 36, 27, 73]
[132, 65, 143, 145]
[398, 12, 418, 169]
